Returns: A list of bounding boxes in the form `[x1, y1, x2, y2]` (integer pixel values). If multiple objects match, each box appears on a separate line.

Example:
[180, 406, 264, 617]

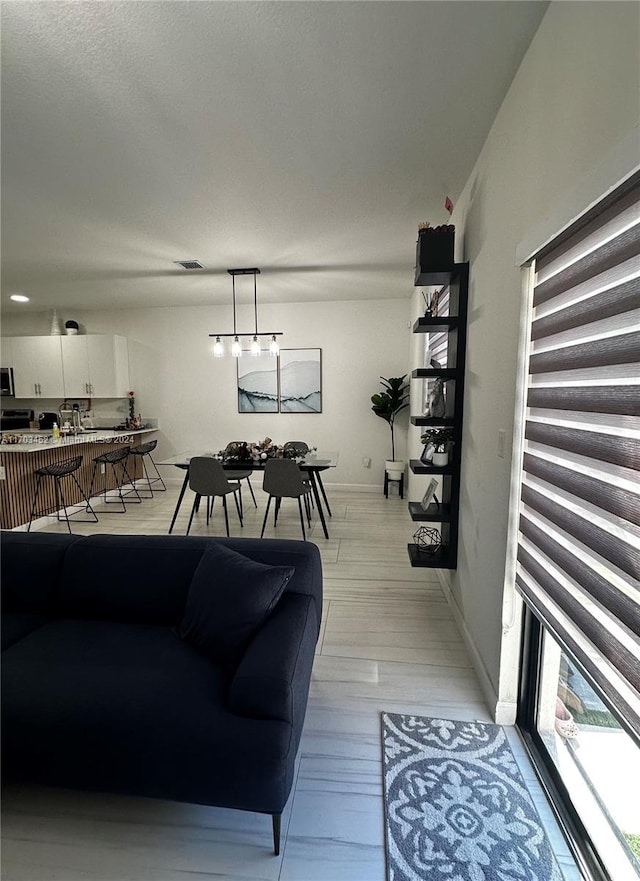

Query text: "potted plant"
[420, 426, 454, 466]
[371, 375, 409, 480]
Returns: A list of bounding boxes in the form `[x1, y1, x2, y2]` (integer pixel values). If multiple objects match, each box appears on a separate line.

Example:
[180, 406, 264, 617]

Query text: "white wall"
[2, 298, 412, 488]
[447, 1, 640, 719]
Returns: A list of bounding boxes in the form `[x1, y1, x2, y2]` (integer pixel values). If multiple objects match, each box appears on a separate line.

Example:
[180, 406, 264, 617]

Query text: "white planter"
[432, 450, 449, 467]
[385, 460, 405, 479]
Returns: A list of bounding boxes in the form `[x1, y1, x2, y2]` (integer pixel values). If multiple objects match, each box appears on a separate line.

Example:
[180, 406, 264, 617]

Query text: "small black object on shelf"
[416, 225, 455, 273]
[413, 526, 442, 555]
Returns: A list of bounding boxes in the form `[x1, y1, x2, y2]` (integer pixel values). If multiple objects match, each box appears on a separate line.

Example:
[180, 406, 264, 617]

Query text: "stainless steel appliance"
[1, 409, 33, 431]
[1, 367, 15, 397]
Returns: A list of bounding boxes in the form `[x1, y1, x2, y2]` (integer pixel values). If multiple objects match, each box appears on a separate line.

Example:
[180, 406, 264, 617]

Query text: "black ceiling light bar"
[209, 268, 283, 357]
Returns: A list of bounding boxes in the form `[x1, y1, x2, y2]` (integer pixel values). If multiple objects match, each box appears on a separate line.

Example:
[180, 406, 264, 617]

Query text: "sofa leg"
[272, 813, 281, 856]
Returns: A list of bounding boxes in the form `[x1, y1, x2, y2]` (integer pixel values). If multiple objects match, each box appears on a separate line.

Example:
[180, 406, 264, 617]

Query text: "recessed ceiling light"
[173, 260, 204, 270]
[10, 294, 29, 303]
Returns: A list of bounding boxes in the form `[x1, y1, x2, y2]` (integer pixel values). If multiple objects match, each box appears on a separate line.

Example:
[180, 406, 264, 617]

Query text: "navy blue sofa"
[1, 531, 322, 854]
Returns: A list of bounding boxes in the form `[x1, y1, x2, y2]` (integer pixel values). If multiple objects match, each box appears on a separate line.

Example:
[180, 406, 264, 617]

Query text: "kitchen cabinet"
[61, 335, 129, 398]
[11, 336, 65, 398]
[407, 262, 469, 569]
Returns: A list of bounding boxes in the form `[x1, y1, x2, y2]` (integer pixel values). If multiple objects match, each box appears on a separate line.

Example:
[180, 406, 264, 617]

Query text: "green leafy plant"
[371, 375, 409, 461]
[420, 426, 454, 452]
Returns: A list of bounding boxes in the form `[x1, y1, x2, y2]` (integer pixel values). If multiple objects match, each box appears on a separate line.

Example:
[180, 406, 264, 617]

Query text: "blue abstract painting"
[237, 353, 279, 412]
[278, 349, 322, 413]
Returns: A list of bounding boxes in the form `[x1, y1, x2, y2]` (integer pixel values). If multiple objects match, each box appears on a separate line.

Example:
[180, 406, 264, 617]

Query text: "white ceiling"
[1, 1, 548, 313]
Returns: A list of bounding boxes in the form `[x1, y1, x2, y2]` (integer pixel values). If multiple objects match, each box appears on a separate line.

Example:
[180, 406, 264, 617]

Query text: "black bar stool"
[89, 446, 142, 512]
[127, 439, 166, 498]
[27, 456, 98, 533]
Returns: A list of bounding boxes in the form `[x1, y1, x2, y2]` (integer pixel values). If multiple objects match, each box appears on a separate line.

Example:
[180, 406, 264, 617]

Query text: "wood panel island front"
[0, 429, 157, 530]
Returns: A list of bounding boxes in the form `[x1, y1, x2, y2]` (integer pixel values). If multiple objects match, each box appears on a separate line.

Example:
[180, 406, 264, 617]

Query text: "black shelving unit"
[408, 262, 469, 569]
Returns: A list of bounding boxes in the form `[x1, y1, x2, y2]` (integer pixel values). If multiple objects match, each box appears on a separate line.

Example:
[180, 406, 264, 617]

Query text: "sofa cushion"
[56, 534, 209, 625]
[1, 531, 80, 615]
[2, 618, 294, 813]
[1, 613, 48, 651]
[179, 542, 294, 665]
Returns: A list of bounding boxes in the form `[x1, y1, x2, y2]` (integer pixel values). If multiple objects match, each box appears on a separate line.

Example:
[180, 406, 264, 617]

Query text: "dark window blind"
[516, 170, 640, 741]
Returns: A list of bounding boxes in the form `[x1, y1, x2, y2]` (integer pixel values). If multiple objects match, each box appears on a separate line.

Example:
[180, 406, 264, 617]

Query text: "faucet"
[58, 402, 82, 433]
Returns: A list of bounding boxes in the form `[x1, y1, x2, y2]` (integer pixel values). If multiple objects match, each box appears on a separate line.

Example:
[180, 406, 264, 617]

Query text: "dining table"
[160, 450, 338, 539]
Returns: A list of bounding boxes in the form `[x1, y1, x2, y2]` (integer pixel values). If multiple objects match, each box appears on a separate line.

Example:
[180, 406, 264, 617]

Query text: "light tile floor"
[2, 478, 580, 880]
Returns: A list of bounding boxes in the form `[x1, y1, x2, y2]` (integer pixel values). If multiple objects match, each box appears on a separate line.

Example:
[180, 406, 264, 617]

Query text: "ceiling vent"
[174, 260, 204, 270]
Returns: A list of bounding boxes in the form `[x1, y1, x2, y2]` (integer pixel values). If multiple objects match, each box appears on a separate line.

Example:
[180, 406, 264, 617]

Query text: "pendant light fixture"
[209, 268, 283, 357]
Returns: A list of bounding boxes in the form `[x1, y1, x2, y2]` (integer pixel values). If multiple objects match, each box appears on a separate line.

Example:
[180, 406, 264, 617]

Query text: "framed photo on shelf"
[420, 478, 439, 511]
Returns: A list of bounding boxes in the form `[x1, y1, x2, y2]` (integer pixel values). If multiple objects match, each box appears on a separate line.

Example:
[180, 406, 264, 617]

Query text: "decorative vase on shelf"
[65, 319, 79, 335]
[432, 450, 449, 467]
[50, 310, 62, 335]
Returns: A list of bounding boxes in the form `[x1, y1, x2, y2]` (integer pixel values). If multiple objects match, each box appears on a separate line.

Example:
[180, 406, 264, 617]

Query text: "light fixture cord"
[232, 275, 237, 336]
[253, 271, 258, 335]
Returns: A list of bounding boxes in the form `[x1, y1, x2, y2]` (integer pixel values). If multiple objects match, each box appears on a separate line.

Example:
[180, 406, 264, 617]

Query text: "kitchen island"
[0, 429, 157, 530]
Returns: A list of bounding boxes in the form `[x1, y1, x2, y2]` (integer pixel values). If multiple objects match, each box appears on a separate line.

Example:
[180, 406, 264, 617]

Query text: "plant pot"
[385, 460, 405, 479]
[432, 450, 449, 467]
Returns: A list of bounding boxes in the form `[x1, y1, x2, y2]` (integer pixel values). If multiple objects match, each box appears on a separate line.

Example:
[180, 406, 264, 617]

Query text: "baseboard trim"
[435, 569, 517, 725]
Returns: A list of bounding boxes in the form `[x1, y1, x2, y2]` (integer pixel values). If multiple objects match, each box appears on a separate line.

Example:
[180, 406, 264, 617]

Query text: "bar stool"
[27, 456, 98, 533]
[89, 446, 142, 512]
[127, 439, 166, 498]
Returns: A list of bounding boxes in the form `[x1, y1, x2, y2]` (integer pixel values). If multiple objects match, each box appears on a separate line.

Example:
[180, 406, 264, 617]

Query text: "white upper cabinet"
[61, 335, 130, 398]
[11, 336, 65, 398]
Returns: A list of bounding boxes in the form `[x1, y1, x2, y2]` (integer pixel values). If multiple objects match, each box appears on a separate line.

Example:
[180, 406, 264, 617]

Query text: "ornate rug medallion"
[381, 713, 563, 881]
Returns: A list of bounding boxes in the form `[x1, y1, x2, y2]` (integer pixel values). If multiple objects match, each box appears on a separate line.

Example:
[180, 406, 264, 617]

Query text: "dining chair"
[284, 440, 331, 517]
[224, 442, 258, 509]
[283, 440, 309, 456]
[186, 457, 243, 537]
[260, 458, 312, 541]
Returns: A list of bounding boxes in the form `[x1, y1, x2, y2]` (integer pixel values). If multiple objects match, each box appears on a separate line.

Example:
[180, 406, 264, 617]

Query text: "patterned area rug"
[381, 713, 563, 881]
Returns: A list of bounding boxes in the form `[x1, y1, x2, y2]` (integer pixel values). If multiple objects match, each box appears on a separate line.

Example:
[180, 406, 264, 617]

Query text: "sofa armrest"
[228, 593, 319, 730]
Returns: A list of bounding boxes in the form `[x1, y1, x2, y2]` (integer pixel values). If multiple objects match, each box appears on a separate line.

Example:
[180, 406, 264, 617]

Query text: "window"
[516, 171, 640, 880]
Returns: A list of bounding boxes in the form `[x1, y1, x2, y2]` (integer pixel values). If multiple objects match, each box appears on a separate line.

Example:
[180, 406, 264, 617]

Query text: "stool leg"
[89, 463, 99, 501]
[55, 476, 73, 534]
[120, 460, 142, 504]
[69, 473, 99, 523]
[384, 472, 389, 498]
[148, 455, 167, 491]
[136, 455, 154, 499]
[27, 474, 44, 532]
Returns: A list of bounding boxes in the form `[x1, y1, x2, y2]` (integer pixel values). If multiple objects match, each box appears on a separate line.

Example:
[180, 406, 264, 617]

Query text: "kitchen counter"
[0, 428, 157, 453]
[0, 429, 157, 529]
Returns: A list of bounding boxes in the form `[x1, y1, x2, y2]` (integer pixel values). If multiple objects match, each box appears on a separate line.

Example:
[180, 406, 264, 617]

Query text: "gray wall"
[447, 1, 640, 719]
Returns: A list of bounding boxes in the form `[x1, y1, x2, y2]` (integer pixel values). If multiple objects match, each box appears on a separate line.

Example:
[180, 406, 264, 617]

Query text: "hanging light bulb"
[250, 335, 261, 357]
[269, 334, 280, 356]
[213, 336, 224, 358]
[231, 336, 242, 357]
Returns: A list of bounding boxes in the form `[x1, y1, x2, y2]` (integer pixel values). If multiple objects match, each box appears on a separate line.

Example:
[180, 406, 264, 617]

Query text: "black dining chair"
[260, 458, 312, 541]
[284, 440, 331, 517]
[224, 442, 258, 509]
[186, 457, 243, 537]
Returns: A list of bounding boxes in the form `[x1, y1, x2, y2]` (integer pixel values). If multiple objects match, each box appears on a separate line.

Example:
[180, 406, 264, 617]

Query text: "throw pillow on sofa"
[179, 542, 294, 665]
